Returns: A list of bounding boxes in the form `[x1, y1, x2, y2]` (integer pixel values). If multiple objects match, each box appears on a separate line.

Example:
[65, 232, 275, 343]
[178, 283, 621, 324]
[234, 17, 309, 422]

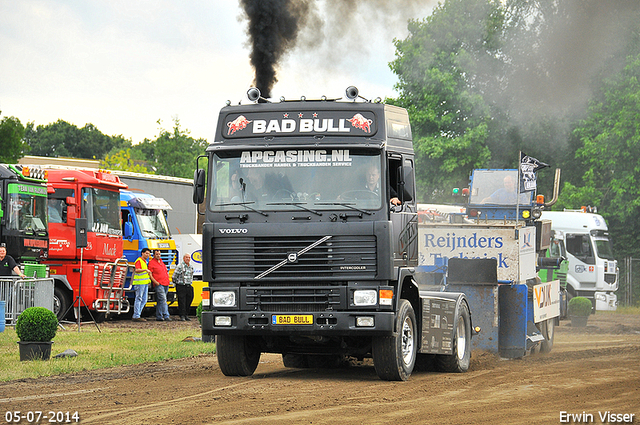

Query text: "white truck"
[540, 210, 618, 311]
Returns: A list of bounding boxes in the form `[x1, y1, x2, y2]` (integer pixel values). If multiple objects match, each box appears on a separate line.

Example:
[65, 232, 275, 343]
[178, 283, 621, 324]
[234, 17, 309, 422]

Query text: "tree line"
[388, 0, 640, 259]
[0, 115, 207, 180]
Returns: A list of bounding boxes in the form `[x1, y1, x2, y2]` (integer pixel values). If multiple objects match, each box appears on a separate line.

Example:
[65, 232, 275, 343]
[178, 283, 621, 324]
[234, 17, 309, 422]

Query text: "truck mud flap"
[498, 284, 528, 358]
[418, 291, 467, 356]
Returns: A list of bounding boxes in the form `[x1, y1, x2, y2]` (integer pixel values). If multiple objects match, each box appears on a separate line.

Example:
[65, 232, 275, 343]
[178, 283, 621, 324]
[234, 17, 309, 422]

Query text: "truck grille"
[244, 286, 343, 312]
[160, 249, 177, 268]
[213, 235, 377, 281]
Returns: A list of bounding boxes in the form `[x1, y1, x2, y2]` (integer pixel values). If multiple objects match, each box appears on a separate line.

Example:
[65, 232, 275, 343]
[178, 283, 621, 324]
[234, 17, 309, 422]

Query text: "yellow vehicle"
[167, 234, 204, 311]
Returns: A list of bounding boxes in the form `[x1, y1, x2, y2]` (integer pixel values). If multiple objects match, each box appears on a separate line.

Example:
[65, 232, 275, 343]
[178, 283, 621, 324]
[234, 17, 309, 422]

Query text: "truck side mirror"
[400, 165, 414, 202]
[124, 221, 133, 239]
[193, 169, 206, 204]
[66, 196, 77, 226]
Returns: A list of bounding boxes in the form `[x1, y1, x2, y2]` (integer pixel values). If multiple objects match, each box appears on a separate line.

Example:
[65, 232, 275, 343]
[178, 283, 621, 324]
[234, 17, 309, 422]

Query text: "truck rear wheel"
[539, 318, 555, 353]
[217, 335, 261, 377]
[372, 299, 417, 381]
[282, 353, 309, 368]
[436, 302, 471, 373]
[53, 286, 71, 321]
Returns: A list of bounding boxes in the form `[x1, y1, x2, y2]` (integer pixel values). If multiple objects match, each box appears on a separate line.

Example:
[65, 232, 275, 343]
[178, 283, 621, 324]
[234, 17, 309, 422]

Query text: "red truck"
[45, 169, 130, 321]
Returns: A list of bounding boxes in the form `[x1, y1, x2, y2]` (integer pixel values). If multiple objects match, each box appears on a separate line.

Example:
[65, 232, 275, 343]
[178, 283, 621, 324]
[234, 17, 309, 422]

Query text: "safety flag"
[520, 152, 549, 192]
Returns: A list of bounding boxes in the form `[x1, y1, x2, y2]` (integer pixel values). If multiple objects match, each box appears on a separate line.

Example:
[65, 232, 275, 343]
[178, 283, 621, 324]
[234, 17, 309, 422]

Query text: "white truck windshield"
[134, 208, 171, 239]
[210, 149, 384, 212]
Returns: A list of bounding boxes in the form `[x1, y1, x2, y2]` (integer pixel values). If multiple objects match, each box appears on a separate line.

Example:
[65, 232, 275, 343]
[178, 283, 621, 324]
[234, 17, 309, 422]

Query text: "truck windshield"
[134, 208, 171, 239]
[594, 238, 615, 260]
[6, 183, 48, 231]
[565, 233, 595, 264]
[81, 188, 122, 235]
[209, 149, 383, 212]
[469, 170, 533, 206]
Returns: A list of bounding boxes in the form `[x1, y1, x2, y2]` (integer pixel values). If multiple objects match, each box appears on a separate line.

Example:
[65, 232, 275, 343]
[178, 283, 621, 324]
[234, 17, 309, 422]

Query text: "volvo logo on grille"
[219, 228, 248, 234]
[287, 252, 298, 263]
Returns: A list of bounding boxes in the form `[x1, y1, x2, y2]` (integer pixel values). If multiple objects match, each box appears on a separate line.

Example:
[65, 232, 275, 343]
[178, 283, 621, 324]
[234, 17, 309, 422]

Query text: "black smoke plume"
[240, 0, 310, 98]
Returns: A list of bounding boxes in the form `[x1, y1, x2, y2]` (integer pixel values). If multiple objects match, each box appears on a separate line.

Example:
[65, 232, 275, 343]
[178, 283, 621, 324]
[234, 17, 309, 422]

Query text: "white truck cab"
[540, 210, 618, 311]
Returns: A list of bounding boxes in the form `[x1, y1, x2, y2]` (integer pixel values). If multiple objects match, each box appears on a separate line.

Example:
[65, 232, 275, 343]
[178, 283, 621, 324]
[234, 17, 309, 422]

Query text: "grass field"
[598, 305, 640, 315]
[0, 325, 215, 382]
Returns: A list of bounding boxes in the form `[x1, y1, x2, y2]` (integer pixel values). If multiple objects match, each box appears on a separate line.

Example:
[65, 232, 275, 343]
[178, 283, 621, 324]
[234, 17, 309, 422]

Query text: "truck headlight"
[212, 291, 237, 307]
[595, 293, 607, 302]
[353, 290, 377, 306]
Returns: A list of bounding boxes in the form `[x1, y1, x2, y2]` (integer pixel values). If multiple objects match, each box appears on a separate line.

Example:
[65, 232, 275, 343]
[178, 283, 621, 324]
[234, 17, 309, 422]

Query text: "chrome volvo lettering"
[219, 228, 248, 234]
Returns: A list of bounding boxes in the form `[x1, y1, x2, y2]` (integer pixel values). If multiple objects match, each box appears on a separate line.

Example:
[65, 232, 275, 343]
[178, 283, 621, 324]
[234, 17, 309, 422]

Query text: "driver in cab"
[246, 168, 294, 202]
[365, 165, 401, 206]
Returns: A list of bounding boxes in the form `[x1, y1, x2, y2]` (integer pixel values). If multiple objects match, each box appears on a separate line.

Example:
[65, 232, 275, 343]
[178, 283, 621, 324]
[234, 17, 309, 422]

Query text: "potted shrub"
[567, 296, 592, 327]
[15, 307, 58, 361]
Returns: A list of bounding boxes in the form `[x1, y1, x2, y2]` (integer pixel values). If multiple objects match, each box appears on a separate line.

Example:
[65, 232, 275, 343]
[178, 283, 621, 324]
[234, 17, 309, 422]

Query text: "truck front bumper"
[595, 291, 618, 311]
[201, 310, 395, 337]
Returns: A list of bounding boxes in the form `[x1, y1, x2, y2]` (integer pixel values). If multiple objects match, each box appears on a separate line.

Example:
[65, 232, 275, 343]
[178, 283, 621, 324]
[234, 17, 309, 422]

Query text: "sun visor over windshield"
[128, 197, 173, 210]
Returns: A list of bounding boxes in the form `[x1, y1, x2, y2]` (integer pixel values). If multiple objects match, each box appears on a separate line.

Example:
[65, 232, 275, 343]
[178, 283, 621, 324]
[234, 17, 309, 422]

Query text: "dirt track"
[1, 313, 639, 425]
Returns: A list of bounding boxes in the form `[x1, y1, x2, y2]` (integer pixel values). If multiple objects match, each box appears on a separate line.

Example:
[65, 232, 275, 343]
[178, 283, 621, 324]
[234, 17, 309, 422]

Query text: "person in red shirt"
[148, 250, 171, 321]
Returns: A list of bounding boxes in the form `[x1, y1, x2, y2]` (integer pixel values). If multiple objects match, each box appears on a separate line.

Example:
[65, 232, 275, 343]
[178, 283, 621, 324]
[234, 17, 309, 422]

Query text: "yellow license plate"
[271, 315, 313, 325]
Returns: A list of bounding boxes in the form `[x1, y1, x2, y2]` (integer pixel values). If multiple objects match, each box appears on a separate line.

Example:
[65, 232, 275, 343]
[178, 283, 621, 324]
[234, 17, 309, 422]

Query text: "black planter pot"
[569, 315, 589, 328]
[18, 341, 53, 361]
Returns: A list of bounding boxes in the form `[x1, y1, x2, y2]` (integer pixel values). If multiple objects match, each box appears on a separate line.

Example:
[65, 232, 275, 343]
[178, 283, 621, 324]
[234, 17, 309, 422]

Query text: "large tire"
[217, 335, 261, 377]
[372, 299, 417, 381]
[91, 312, 107, 323]
[414, 353, 436, 372]
[539, 318, 555, 353]
[282, 353, 309, 368]
[53, 286, 71, 321]
[436, 302, 471, 373]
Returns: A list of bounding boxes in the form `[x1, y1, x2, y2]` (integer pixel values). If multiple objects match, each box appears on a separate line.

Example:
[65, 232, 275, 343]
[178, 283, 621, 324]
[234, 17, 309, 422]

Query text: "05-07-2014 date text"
[4, 411, 79, 423]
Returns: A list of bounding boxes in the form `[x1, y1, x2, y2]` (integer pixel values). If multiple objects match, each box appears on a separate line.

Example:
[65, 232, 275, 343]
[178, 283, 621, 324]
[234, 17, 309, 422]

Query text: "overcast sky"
[0, 1, 435, 144]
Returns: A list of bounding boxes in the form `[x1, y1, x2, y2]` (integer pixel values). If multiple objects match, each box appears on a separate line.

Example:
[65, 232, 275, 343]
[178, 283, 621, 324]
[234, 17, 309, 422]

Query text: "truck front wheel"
[372, 299, 417, 381]
[436, 302, 471, 373]
[217, 335, 261, 377]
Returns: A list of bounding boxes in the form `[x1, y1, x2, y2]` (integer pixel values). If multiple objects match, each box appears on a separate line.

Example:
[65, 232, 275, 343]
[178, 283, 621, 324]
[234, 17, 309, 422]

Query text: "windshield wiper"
[314, 202, 372, 216]
[267, 202, 322, 216]
[215, 201, 268, 217]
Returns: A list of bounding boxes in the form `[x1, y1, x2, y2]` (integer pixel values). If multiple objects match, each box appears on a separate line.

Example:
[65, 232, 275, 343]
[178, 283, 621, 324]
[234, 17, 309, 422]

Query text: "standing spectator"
[0, 243, 26, 278]
[172, 254, 194, 321]
[132, 248, 152, 322]
[149, 250, 171, 322]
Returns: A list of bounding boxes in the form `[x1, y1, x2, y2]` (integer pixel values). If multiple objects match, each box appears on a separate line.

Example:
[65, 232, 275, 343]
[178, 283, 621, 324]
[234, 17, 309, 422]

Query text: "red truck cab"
[45, 169, 130, 321]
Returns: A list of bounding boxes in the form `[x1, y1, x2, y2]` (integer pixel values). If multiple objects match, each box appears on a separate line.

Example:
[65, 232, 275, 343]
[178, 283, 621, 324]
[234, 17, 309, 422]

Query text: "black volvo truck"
[193, 87, 473, 381]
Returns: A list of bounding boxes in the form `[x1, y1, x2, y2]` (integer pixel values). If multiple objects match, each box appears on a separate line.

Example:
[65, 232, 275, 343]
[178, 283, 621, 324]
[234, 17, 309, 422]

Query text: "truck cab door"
[389, 156, 418, 267]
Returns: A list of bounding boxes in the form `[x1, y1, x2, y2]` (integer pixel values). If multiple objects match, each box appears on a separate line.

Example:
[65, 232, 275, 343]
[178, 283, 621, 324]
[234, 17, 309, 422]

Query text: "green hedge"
[15, 307, 58, 342]
[568, 296, 592, 317]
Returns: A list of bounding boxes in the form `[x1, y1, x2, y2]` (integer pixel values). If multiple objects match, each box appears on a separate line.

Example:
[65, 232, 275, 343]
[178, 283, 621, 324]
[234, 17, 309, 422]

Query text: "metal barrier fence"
[0, 277, 55, 325]
[620, 257, 639, 306]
